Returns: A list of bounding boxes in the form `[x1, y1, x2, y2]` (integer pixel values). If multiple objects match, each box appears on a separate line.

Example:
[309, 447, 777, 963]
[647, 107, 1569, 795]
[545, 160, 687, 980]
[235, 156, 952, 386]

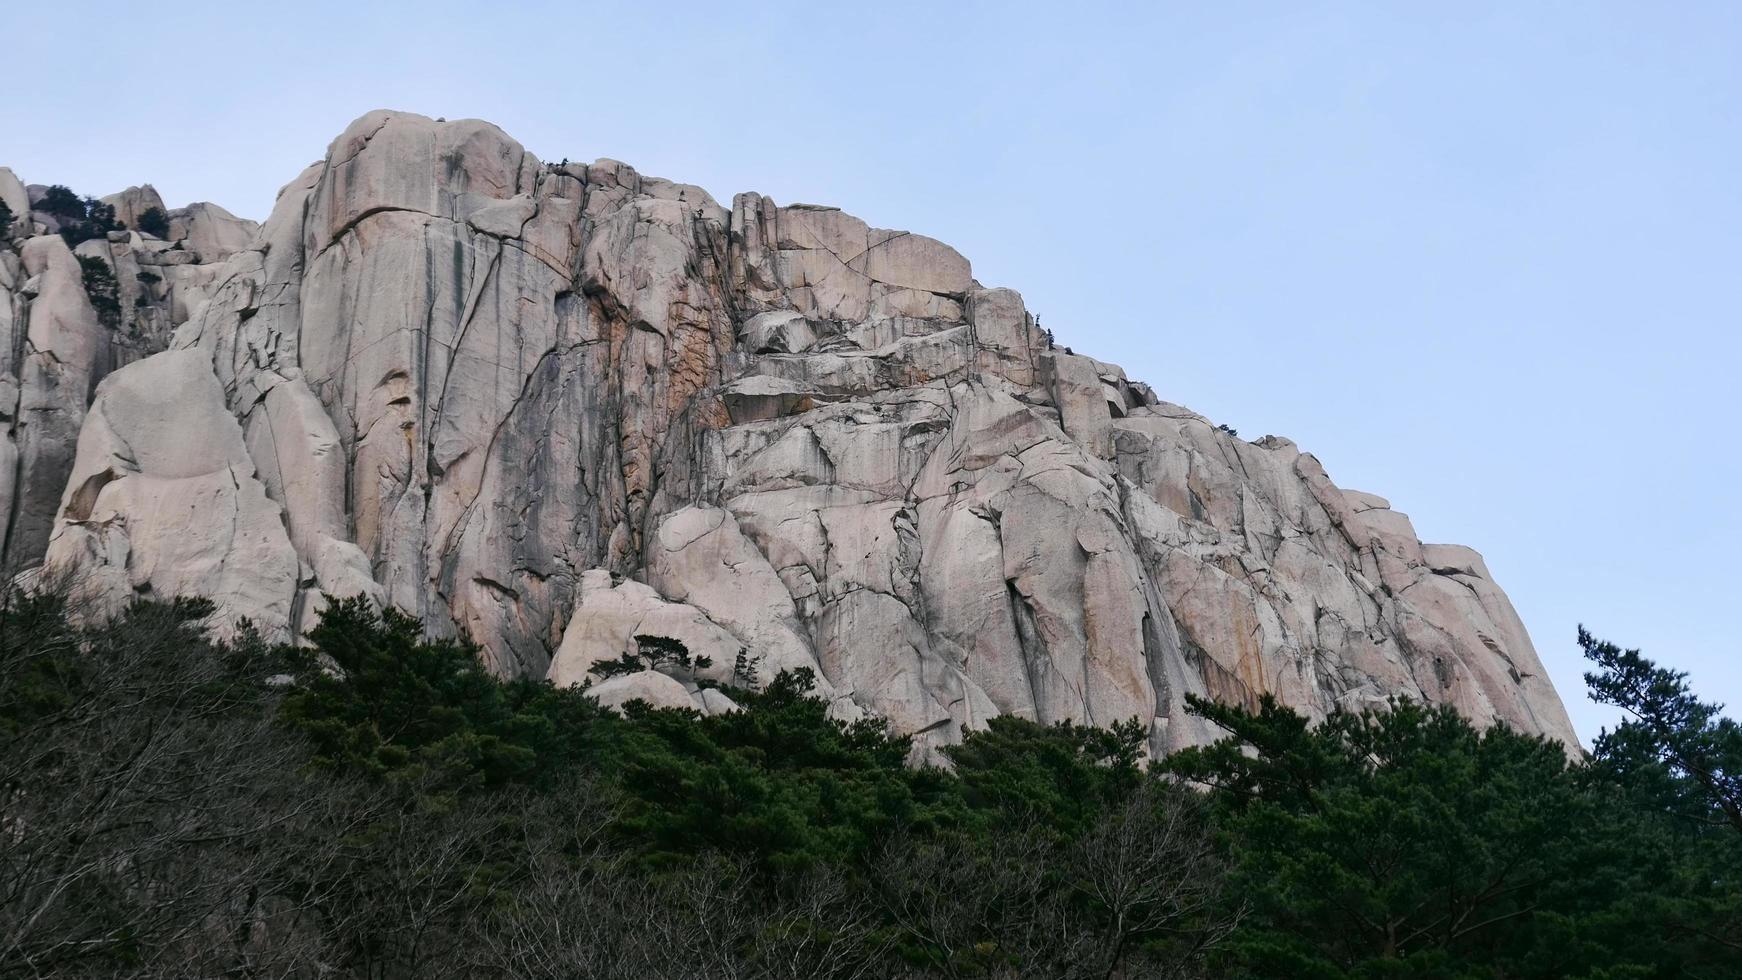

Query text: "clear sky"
[6, 1, 1737, 744]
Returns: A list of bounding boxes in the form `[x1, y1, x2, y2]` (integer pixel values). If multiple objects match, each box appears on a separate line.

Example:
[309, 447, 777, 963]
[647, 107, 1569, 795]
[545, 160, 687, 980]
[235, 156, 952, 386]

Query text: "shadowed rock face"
[2, 111, 1578, 757]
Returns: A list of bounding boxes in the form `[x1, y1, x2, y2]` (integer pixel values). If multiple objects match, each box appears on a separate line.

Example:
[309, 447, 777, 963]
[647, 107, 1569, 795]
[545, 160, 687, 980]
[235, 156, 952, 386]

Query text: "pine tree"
[76, 255, 121, 328]
[1583, 627, 1742, 834]
[1166, 693, 1716, 977]
[135, 205, 170, 238]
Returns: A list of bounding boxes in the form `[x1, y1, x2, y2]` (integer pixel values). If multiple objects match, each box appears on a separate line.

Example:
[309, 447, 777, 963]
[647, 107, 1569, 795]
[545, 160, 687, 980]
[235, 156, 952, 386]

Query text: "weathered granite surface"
[1, 167, 255, 569]
[0, 113, 1578, 756]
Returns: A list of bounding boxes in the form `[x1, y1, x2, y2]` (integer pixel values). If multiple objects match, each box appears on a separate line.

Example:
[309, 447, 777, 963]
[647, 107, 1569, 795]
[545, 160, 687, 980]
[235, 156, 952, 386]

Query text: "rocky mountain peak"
[0, 109, 1578, 758]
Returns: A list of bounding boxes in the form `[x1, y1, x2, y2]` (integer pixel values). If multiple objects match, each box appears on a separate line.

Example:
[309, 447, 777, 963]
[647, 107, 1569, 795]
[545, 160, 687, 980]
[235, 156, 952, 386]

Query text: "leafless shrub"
[869, 784, 1237, 980]
[0, 584, 1239, 979]
[0, 591, 339, 976]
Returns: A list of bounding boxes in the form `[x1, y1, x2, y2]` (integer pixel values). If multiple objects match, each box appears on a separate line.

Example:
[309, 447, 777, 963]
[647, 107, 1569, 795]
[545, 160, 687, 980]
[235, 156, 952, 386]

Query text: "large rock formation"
[1, 167, 256, 570]
[1, 112, 1578, 757]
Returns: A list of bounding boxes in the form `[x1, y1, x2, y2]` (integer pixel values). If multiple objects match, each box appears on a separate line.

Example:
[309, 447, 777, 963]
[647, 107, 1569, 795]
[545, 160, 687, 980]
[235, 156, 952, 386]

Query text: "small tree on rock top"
[592, 635, 713, 681]
[34, 184, 84, 221]
[135, 205, 170, 239]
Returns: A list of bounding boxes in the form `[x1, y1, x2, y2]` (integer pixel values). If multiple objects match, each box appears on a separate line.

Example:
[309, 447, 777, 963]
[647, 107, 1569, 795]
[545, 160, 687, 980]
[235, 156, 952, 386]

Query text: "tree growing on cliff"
[134, 205, 171, 239]
[34, 185, 120, 247]
[32, 184, 83, 222]
[592, 633, 714, 681]
[65, 197, 120, 246]
[75, 255, 120, 328]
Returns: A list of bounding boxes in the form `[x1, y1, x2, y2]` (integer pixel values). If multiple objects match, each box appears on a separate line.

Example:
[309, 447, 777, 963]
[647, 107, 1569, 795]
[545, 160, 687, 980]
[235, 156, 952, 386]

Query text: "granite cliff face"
[0, 111, 1578, 756]
[0, 171, 256, 573]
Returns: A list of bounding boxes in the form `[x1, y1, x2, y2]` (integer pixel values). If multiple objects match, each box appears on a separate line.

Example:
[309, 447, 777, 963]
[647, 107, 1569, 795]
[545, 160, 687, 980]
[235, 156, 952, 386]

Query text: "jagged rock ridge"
[0, 111, 1578, 757]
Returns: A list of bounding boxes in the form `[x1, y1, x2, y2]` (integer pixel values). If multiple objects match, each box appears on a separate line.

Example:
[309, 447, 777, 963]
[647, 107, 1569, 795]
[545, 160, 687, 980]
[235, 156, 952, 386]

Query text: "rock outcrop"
[1, 111, 1579, 756]
[1, 168, 255, 570]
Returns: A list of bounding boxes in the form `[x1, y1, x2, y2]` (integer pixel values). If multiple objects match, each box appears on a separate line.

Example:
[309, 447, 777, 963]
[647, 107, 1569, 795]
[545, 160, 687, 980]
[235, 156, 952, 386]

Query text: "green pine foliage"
[33, 184, 85, 221]
[68, 197, 121, 245]
[3, 586, 1738, 978]
[943, 714, 1147, 836]
[75, 254, 121, 328]
[1582, 626, 1742, 832]
[34, 184, 122, 246]
[1169, 689, 1742, 978]
[732, 646, 758, 687]
[1579, 628, 1742, 977]
[61, 201, 120, 247]
[280, 596, 606, 791]
[610, 666, 955, 870]
[592, 633, 714, 680]
[135, 205, 170, 238]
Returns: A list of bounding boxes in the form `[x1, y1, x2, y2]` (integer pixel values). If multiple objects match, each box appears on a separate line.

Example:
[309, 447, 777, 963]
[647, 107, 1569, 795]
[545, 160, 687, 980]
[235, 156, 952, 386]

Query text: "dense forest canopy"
[2, 590, 1737, 978]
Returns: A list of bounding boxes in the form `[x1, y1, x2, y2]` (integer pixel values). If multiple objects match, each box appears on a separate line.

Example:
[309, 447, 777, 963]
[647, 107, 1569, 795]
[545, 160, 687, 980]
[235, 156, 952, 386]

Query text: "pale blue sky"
[7, 1, 1737, 743]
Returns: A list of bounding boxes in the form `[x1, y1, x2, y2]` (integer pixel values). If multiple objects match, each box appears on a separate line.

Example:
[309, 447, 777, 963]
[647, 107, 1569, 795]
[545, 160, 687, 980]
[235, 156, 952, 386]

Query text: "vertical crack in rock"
[1004, 577, 1048, 721]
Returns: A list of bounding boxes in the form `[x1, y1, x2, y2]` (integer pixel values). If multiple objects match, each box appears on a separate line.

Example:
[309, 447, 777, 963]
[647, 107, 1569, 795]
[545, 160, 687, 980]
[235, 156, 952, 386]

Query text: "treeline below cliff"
[2, 592, 1738, 979]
